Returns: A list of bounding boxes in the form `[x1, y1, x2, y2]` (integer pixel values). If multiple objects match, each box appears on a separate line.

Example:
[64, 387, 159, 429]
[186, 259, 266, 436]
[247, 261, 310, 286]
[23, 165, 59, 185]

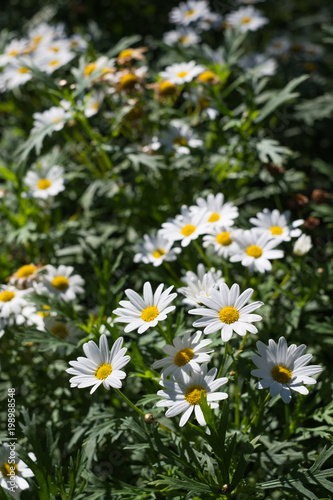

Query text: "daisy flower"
[0, 38, 29, 66]
[293, 234, 312, 256]
[0, 443, 35, 495]
[152, 330, 213, 378]
[267, 37, 291, 57]
[44, 316, 82, 341]
[229, 228, 284, 273]
[40, 265, 85, 301]
[251, 337, 322, 403]
[113, 282, 177, 334]
[8, 263, 43, 289]
[169, 1, 210, 26]
[189, 283, 263, 342]
[249, 208, 303, 242]
[84, 90, 104, 118]
[0, 286, 29, 319]
[24, 164, 65, 200]
[32, 102, 71, 134]
[156, 364, 228, 427]
[0, 59, 34, 91]
[133, 232, 181, 267]
[117, 47, 148, 65]
[163, 28, 201, 47]
[225, 6, 268, 32]
[158, 120, 203, 154]
[192, 193, 239, 227]
[160, 205, 209, 247]
[203, 225, 239, 259]
[66, 334, 130, 394]
[83, 56, 115, 80]
[35, 49, 74, 74]
[178, 263, 224, 307]
[238, 53, 277, 76]
[159, 61, 205, 85]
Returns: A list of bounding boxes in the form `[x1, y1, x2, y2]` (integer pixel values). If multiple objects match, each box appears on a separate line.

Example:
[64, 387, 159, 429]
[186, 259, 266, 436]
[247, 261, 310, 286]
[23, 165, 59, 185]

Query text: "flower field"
[0, 0, 332, 498]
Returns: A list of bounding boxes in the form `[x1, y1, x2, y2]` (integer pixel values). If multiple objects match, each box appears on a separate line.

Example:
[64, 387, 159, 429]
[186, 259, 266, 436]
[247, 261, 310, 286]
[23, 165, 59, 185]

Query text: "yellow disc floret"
[95, 362, 112, 380]
[51, 276, 69, 291]
[246, 245, 263, 258]
[17, 264, 37, 278]
[177, 71, 188, 78]
[216, 232, 232, 246]
[198, 71, 216, 83]
[270, 226, 283, 235]
[1, 462, 18, 478]
[120, 73, 138, 90]
[242, 16, 252, 23]
[174, 348, 194, 367]
[207, 212, 220, 222]
[84, 63, 97, 76]
[181, 224, 196, 237]
[0, 291, 15, 302]
[141, 305, 159, 322]
[185, 384, 206, 405]
[185, 9, 195, 17]
[159, 81, 177, 96]
[271, 364, 292, 384]
[218, 306, 240, 324]
[153, 249, 165, 259]
[37, 179, 51, 190]
[173, 136, 188, 146]
[119, 49, 133, 58]
[18, 67, 30, 74]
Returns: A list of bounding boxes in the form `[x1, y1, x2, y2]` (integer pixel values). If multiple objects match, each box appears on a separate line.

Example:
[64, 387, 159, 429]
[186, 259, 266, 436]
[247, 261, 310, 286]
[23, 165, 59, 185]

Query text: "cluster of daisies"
[0, 263, 84, 341]
[68, 277, 322, 428]
[134, 192, 312, 273]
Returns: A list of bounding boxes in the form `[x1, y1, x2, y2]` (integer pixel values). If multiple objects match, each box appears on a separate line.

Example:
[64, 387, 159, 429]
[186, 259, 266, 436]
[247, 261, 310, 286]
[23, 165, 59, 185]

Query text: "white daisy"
[0, 286, 29, 319]
[40, 265, 85, 301]
[198, 11, 223, 31]
[159, 61, 205, 85]
[169, 1, 210, 26]
[192, 193, 239, 227]
[238, 53, 277, 76]
[163, 28, 201, 47]
[113, 282, 177, 334]
[225, 6, 268, 32]
[44, 316, 82, 341]
[249, 208, 303, 242]
[66, 334, 130, 394]
[32, 101, 72, 134]
[156, 364, 228, 427]
[8, 263, 43, 289]
[0, 38, 29, 66]
[160, 205, 209, 248]
[69, 34, 88, 52]
[35, 49, 74, 74]
[84, 90, 104, 118]
[183, 89, 219, 120]
[267, 37, 291, 57]
[229, 228, 284, 273]
[134, 232, 181, 267]
[158, 120, 203, 154]
[153, 331, 213, 378]
[1, 59, 33, 91]
[83, 56, 115, 79]
[0, 443, 35, 495]
[189, 283, 263, 342]
[203, 225, 239, 259]
[24, 164, 65, 200]
[178, 263, 224, 306]
[293, 234, 312, 256]
[251, 337, 322, 403]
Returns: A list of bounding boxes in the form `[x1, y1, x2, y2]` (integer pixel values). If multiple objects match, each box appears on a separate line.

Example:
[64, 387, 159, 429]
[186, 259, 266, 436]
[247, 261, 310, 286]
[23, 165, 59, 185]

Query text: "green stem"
[282, 404, 290, 440]
[272, 272, 291, 300]
[163, 261, 183, 286]
[114, 389, 145, 417]
[244, 393, 270, 433]
[193, 240, 212, 268]
[235, 333, 248, 360]
[234, 361, 240, 428]
[217, 342, 229, 378]
[157, 323, 171, 344]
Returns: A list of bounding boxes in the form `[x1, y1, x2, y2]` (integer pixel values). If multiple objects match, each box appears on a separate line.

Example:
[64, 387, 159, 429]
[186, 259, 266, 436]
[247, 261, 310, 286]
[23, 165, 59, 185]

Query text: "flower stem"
[244, 393, 270, 433]
[114, 388, 145, 417]
[163, 261, 183, 286]
[157, 323, 171, 344]
[235, 333, 248, 360]
[193, 240, 212, 268]
[217, 342, 229, 378]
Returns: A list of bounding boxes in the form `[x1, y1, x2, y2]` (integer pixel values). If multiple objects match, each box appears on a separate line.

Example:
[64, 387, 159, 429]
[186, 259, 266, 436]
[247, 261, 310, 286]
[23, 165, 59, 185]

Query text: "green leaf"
[256, 139, 292, 166]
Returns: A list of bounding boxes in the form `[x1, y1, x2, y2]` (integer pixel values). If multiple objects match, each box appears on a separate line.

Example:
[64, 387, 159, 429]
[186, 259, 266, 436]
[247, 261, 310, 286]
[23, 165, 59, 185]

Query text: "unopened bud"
[144, 413, 154, 424]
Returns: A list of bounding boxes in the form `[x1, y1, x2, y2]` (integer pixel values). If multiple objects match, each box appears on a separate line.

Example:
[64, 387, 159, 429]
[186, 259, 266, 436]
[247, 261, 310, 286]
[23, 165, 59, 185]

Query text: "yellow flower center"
[271, 364, 292, 384]
[173, 136, 188, 146]
[181, 224, 196, 237]
[18, 67, 30, 74]
[91, 102, 100, 111]
[49, 60, 59, 67]
[0, 291, 15, 302]
[33, 35, 43, 43]
[51, 276, 69, 291]
[140, 305, 159, 322]
[216, 232, 232, 246]
[185, 9, 195, 17]
[174, 347, 194, 367]
[84, 63, 97, 76]
[49, 46, 60, 52]
[9, 50, 18, 57]
[177, 71, 188, 78]
[0, 462, 18, 478]
[207, 212, 220, 222]
[119, 49, 133, 58]
[37, 179, 51, 190]
[185, 384, 206, 405]
[179, 35, 189, 44]
[50, 324, 69, 339]
[159, 80, 177, 96]
[242, 16, 252, 23]
[270, 226, 283, 235]
[120, 73, 138, 90]
[95, 362, 112, 380]
[218, 306, 240, 324]
[246, 245, 263, 258]
[38, 305, 51, 317]
[51, 117, 63, 123]
[198, 71, 216, 83]
[17, 264, 37, 278]
[152, 249, 165, 259]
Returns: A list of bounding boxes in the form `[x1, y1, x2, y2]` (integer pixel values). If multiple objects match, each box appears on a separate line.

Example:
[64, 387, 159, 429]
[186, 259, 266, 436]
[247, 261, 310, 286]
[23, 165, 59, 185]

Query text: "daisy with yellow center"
[0, 286, 29, 319]
[134, 232, 181, 267]
[251, 337, 322, 403]
[24, 165, 65, 200]
[113, 281, 177, 334]
[163, 28, 201, 47]
[41, 265, 85, 301]
[8, 263, 42, 289]
[178, 263, 224, 307]
[250, 208, 303, 242]
[117, 46, 147, 65]
[32, 103, 72, 134]
[230, 228, 284, 273]
[67, 335, 130, 394]
[160, 205, 209, 247]
[153, 330, 213, 378]
[203, 225, 238, 258]
[159, 61, 205, 84]
[0, 443, 36, 493]
[84, 90, 104, 118]
[156, 364, 228, 427]
[225, 6, 268, 33]
[189, 283, 263, 342]
[193, 193, 239, 228]
[169, 1, 210, 26]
